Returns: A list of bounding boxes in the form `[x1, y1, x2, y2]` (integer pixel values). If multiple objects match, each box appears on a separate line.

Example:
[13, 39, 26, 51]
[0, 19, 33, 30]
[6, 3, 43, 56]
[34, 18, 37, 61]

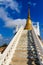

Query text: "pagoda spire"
[28, 9, 30, 19]
[24, 9, 32, 30]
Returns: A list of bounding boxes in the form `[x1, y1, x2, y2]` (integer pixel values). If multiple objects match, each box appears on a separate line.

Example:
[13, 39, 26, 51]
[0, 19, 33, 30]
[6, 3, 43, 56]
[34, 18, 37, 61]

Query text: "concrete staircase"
[10, 30, 41, 65]
[10, 30, 28, 65]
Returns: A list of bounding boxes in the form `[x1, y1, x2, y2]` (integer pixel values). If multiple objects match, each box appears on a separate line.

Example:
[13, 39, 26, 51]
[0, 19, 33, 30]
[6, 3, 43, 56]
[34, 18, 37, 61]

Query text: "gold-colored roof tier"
[24, 9, 32, 30]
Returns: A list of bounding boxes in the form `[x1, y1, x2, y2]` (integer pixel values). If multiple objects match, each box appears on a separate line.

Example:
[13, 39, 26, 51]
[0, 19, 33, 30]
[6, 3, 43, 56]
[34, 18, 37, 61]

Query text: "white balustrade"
[32, 26, 43, 65]
[0, 26, 24, 65]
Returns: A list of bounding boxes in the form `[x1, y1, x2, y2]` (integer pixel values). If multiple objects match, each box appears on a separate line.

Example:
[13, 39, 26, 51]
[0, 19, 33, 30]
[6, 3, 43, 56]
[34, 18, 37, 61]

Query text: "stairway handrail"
[32, 25, 43, 65]
[0, 26, 24, 65]
[32, 25, 43, 49]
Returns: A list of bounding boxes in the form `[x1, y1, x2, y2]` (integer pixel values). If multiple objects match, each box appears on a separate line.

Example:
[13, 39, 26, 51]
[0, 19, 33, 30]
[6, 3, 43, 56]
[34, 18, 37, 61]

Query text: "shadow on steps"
[27, 30, 40, 65]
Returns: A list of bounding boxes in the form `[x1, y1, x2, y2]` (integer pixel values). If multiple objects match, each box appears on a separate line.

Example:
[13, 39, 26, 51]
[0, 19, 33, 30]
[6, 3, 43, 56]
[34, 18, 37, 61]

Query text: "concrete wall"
[33, 22, 40, 36]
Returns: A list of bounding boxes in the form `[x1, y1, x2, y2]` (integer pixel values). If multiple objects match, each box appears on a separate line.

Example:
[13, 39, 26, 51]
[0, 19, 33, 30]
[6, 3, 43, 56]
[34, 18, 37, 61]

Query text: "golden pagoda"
[24, 9, 32, 30]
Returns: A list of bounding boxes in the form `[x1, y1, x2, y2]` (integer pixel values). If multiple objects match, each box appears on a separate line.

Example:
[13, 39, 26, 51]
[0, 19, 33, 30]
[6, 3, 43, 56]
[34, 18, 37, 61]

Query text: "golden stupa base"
[24, 26, 32, 30]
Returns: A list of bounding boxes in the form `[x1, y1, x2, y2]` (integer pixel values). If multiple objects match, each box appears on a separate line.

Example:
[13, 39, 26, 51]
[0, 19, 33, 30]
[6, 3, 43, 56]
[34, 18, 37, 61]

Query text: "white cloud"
[13, 30, 15, 33]
[0, 0, 24, 45]
[0, 34, 4, 46]
[0, 0, 24, 29]
[4, 19, 26, 28]
[0, 9, 26, 27]
[0, 0, 23, 28]
[0, 0, 22, 13]
[0, 8, 8, 20]
[0, 33, 11, 46]
[8, 1, 20, 13]
[0, 34, 3, 40]
[0, 7, 26, 29]
[0, 7, 26, 28]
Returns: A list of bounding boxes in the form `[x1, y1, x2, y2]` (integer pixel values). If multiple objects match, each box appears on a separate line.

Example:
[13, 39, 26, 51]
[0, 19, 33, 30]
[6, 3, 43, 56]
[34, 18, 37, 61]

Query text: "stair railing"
[0, 26, 24, 65]
[32, 25, 43, 65]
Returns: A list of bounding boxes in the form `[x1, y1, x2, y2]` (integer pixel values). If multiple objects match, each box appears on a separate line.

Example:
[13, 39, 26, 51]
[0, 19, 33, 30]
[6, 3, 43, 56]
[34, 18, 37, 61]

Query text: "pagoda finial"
[28, 9, 30, 19]
[24, 9, 32, 30]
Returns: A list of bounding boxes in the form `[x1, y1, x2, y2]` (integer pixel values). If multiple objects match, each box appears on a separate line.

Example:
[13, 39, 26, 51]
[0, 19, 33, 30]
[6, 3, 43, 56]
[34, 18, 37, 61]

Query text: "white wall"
[33, 22, 40, 36]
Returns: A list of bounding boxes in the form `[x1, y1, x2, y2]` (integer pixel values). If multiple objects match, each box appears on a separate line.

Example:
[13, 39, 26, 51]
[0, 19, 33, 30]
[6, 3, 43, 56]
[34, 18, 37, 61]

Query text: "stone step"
[10, 61, 28, 65]
[15, 49, 28, 52]
[10, 30, 28, 65]
[16, 46, 27, 48]
[12, 57, 28, 62]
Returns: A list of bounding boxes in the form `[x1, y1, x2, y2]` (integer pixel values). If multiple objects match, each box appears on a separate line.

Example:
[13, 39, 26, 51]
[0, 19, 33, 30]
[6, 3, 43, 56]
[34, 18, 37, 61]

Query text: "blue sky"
[0, 0, 43, 46]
